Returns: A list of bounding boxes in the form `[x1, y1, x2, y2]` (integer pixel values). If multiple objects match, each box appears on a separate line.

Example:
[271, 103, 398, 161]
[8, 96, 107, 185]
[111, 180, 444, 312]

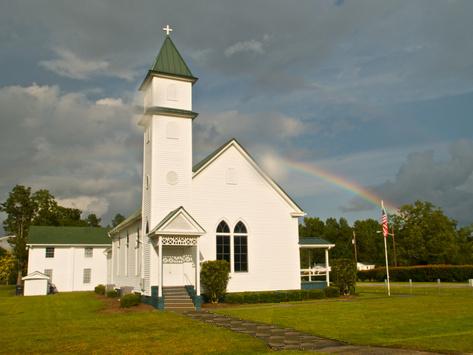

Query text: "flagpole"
[352, 230, 358, 264]
[381, 200, 391, 297]
[383, 232, 391, 296]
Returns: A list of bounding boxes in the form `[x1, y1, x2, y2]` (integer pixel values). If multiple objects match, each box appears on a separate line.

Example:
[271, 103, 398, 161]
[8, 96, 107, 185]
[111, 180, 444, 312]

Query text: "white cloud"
[40, 48, 109, 80]
[39, 48, 134, 81]
[96, 97, 124, 107]
[0, 83, 141, 222]
[224, 39, 265, 57]
[56, 196, 110, 218]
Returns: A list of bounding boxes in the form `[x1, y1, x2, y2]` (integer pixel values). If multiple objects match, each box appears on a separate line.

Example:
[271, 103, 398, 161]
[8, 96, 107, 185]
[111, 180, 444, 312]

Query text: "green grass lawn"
[216, 284, 473, 353]
[3, 284, 473, 354]
[0, 286, 279, 354]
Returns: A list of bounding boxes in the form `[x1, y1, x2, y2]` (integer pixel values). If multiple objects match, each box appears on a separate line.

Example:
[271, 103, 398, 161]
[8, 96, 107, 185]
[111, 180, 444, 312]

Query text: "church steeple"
[151, 36, 195, 80]
[139, 26, 196, 234]
[139, 30, 197, 91]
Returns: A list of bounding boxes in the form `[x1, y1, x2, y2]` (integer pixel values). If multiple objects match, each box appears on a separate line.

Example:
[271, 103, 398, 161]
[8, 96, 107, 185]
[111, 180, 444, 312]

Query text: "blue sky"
[1, 0, 472, 226]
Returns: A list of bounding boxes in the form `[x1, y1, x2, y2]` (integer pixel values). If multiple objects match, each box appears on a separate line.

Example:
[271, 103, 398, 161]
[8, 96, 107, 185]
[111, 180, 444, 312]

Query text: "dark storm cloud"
[342, 140, 473, 225]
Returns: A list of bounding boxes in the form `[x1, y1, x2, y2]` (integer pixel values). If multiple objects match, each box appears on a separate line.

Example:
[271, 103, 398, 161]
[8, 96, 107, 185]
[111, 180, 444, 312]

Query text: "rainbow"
[280, 158, 397, 213]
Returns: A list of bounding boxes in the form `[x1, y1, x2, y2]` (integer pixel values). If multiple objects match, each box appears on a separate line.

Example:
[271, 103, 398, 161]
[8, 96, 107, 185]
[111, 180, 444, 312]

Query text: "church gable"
[192, 139, 305, 217]
[150, 206, 205, 236]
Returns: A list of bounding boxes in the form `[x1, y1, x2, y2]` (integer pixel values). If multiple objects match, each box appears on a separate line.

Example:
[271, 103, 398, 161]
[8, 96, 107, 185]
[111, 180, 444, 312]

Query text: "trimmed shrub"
[223, 288, 336, 304]
[358, 265, 473, 282]
[94, 284, 105, 295]
[200, 260, 230, 303]
[324, 286, 340, 298]
[243, 292, 260, 303]
[306, 289, 325, 299]
[224, 292, 244, 304]
[107, 289, 119, 298]
[332, 258, 357, 295]
[120, 293, 141, 308]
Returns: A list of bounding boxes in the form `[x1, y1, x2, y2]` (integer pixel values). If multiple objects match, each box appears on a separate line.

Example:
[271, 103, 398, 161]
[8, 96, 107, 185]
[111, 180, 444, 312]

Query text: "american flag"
[381, 200, 389, 238]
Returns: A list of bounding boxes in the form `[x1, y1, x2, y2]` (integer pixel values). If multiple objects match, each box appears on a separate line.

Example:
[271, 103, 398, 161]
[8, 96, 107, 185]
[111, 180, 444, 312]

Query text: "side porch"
[299, 237, 335, 290]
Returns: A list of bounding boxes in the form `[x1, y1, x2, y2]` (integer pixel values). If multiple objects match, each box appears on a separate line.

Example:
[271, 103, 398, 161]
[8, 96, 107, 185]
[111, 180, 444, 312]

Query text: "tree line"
[0, 185, 126, 283]
[299, 200, 473, 267]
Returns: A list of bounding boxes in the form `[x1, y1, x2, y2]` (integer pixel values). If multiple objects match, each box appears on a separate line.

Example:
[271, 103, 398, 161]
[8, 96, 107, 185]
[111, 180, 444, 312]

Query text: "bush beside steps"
[120, 293, 141, 308]
[107, 289, 119, 298]
[222, 286, 340, 304]
[94, 284, 106, 295]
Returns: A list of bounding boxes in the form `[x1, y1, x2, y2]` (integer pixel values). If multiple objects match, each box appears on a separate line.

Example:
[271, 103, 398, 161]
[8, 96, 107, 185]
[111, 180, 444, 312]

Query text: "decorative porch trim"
[161, 235, 198, 246]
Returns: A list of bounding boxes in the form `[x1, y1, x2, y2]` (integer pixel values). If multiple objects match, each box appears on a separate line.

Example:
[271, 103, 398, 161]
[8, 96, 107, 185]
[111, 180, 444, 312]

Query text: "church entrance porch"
[156, 235, 202, 310]
[147, 206, 206, 309]
[162, 245, 195, 286]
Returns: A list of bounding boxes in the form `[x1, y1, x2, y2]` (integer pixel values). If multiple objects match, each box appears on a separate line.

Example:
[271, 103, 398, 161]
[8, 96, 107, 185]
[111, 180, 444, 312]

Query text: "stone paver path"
[185, 311, 442, 354]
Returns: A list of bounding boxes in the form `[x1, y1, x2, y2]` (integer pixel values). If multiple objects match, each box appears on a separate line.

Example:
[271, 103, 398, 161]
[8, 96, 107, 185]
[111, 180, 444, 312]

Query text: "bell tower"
[139, 26, 198, 231]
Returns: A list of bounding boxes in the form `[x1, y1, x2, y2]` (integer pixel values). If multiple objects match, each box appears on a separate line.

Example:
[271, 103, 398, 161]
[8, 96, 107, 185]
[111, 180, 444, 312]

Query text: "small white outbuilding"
[22, 271, 50, 296]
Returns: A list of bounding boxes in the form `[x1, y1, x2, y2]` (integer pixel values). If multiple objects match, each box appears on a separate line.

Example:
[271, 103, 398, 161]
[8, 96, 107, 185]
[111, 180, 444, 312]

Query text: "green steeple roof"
[139, 35, 197, 90]
[151, 36, 194, 78]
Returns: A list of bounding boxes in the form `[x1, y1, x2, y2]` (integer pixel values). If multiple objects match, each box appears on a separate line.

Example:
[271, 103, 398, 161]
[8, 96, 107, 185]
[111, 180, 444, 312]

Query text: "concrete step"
[163, 292, 189, 297]
[165, 295, 192, 298]
[162, 287, 194, 311]
[165, 299, 194, 305]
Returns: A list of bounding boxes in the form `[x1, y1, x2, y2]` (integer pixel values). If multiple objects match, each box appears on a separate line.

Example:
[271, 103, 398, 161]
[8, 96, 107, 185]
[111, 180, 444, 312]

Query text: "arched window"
[216, 221, 230, 264]
[233, 221, 248, 272]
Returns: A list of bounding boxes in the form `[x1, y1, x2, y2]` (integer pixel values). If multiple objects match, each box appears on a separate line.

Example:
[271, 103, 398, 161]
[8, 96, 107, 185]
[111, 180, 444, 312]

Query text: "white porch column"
[110, 241, 114, 285]
[158, 237, 163, 298]
[308, 249, 312, 282]
[325, 248, 330, 285]
[195, 242, 200, 296]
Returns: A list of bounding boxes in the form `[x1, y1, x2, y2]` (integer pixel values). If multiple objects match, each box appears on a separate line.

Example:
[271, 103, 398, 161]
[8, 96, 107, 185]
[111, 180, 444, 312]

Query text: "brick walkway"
[185, 311, 441, 354]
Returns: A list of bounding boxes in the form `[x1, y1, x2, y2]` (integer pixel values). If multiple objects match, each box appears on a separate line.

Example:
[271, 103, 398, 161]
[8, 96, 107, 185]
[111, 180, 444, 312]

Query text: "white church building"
[107, 28, 334, 310]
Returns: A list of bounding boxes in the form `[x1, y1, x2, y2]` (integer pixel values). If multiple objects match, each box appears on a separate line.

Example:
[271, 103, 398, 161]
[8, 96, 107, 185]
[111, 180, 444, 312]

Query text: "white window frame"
[84, 247, 93, 258]
[83, 268, 91, 284]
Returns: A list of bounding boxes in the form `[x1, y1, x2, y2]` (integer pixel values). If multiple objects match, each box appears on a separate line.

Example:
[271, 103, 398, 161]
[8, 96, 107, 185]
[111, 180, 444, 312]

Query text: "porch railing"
[301, 264, 331, 282]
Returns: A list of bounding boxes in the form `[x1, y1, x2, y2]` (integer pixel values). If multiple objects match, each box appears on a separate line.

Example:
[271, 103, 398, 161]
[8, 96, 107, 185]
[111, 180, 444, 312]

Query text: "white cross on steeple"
[162, 25, 173, 36]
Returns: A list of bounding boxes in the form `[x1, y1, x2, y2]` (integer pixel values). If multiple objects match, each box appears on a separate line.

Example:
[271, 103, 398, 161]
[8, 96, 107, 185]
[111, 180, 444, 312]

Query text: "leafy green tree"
[200, 260, 230, 303]
[0, 246, 6, 258]
[112, 213, 126, 228]
[0, 254, 16, 284]
[454, 224, 473, 264]
[353, 218, 384, 265]
[86, 214, 101, 227]
[56, 206, 87, 226]
[395, 201, 459, 265]
[324, 218, 352, 260]
[299, 217, 325, 238]
[0, 185, 36, 283]
[32, 189, 60, 226]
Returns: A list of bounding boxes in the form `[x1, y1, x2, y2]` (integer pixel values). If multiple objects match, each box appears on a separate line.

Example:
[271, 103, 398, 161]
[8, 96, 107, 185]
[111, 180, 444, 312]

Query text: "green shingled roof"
[28, 226, 111, 245]
[299, 237, 334, 246]
[151, 36, 195, 79]
[139, 36, 197, 90]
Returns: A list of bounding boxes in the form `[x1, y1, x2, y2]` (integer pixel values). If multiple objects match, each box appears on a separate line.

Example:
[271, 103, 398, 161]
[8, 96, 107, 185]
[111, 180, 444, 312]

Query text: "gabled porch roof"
[149, 206, 206, 236]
